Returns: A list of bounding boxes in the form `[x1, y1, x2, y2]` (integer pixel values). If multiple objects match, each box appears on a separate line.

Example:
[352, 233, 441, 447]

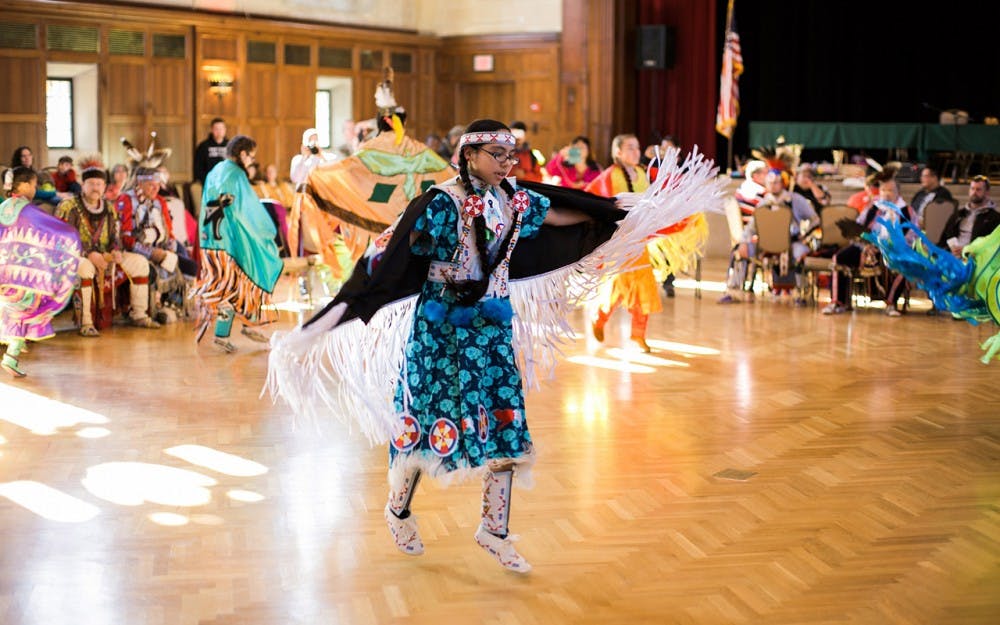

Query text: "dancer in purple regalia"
[0, 167, 82, 377]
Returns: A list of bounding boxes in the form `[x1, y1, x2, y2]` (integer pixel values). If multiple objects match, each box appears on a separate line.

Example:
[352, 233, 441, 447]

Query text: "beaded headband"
[135, 172, 160, 182]
[458, 131, 516, 149]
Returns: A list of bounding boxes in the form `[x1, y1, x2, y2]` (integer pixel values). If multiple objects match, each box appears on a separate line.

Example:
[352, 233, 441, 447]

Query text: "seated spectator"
[116, 167, 197, 323]
[508, 121, 544, 182]
[52, 156, 81, 194]
[157, 166, 181, 198]
[9, 145, 33, 170]
[847, 173, 879, 212]
[105, 164, 128, 201]
[937, 175, 1000, 256]
[545, 136, 601, 189]
[255, 163, 296, 208]
[794, 165, 831, 214]
[719, 169, 819, 304]
[911, 166, 954, 223]
[440, 124, 464, 164]
[32, 169, 71, 212]
[55, 167, 159, 335]
[7, 146, 71, 208]
[424, 133, 444, 156]
[823, 177, 917, 316]
[734, 159, 768, 224]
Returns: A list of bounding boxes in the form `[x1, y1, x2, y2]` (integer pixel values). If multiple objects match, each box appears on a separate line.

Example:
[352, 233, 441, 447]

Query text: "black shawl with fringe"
[304, 181, 625, 328]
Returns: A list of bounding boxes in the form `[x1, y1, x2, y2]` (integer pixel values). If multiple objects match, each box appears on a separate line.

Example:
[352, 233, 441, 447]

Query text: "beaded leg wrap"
[474, 468, 531, 573]
[384, 468, 424, 555]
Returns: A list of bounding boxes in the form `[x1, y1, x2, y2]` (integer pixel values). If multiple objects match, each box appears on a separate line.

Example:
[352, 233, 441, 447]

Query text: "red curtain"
[636, 1, 720, 164]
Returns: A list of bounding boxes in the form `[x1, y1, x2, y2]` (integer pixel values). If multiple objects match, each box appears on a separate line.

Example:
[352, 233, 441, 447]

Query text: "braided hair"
[452, 119, 520, 306]
[611, 133, 637, 193]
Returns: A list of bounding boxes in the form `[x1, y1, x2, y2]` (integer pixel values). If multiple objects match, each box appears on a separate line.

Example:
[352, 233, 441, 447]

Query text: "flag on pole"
[715, 0, 743, 139]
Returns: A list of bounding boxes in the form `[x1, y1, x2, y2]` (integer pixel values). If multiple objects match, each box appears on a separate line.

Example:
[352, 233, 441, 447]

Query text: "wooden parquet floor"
[1, 263, 998, 625]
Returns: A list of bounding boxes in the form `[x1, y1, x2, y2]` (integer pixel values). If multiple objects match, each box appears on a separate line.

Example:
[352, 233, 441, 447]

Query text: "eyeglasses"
[477, 147, 519, 166]
[971, 175, 989, 182]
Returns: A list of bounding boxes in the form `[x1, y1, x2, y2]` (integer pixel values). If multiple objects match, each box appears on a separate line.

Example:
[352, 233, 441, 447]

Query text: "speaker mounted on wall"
[636, 25, 676, 70]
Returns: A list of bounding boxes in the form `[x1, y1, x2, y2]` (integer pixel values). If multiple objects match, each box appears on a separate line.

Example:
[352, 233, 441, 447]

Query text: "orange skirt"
[601, 249, 663, 315]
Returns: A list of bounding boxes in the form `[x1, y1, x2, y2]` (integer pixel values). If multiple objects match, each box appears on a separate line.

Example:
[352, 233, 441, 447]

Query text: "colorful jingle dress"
[388, 178, 549, 482]
[0, 195, 81, 343]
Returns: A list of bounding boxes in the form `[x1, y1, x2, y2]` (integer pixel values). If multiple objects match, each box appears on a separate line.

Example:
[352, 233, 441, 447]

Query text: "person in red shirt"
[52, 156, 81, 194]
[507, 121, 543, 182]
[847, 173, 879, 212]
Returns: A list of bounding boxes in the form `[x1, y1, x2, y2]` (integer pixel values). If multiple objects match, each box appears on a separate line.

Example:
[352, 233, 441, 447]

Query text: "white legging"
[77, 252, 150, 324]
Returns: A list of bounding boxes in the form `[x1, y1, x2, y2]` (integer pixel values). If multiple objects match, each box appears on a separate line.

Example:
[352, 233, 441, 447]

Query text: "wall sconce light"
[209, 78, 234, 100]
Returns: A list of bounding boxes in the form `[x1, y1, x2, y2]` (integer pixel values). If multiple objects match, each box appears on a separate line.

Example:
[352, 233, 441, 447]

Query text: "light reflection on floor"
[0, 382, 110, 435]
[565, 355, 655, 373]
[165, 444, 269, 477]
[0, 480, 100, 522]
[603, 347, 692, 368]
[0, 385, 270, 523]
[82, 462, 217, 507]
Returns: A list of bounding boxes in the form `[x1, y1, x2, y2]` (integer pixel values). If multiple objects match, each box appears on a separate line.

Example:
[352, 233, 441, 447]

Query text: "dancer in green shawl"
[193, 135, 283, 353]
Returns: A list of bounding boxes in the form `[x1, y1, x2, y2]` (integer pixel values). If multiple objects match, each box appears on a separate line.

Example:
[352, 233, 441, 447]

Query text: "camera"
[308, 144, 319, 155]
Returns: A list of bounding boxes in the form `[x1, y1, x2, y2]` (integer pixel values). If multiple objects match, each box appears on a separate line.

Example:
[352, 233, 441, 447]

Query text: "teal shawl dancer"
[197, 159, 283, 322]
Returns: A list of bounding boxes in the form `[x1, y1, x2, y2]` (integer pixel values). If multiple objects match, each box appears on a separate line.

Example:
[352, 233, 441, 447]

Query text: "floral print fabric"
[389, 186, 549, 479]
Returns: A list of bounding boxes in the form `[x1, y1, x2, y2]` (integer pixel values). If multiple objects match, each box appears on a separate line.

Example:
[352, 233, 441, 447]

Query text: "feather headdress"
[120, 132, 172, 188]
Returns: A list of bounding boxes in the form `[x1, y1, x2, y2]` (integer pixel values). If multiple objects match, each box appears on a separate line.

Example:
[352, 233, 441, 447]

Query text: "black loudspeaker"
[636, 25, 675, 70]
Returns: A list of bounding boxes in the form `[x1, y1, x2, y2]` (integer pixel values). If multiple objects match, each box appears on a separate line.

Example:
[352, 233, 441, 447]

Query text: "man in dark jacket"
[193, 118, 228, 184]
[911, 166, 954, 219]
[938, 175, 1000, 256]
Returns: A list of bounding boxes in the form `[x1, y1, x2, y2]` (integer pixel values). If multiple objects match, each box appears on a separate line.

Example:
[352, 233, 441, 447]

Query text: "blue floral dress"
[389, 181, 549, 480]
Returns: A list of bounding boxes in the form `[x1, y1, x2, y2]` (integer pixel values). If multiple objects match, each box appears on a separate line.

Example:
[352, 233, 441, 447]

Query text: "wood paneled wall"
[2, 1, 439, 181]
[1, 0, 631, 179]
[435, 33, 561, 157]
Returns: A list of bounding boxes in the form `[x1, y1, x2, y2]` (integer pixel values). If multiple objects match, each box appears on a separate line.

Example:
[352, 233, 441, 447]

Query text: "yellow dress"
[585, 165, 662, 315]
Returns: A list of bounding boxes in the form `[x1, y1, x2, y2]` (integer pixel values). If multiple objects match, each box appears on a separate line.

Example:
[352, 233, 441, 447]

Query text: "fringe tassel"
[193, 249, 275, 325]
[648, 212, 710, 279]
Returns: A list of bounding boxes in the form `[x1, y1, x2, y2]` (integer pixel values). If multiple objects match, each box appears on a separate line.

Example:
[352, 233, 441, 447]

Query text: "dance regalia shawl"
[864, 201, 1000, 364]
[0, 196, 82, 342]
[267, 148, 725, 448]
[288, 132, 455, 277]
[585, 165, 661, 314]
[585, 167, 710, 312]
[195, 160, 283, 325]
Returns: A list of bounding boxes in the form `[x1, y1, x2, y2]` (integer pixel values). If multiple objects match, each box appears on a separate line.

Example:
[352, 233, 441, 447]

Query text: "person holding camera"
[544, 135, 601, 189]
[290, 128, 337, 187]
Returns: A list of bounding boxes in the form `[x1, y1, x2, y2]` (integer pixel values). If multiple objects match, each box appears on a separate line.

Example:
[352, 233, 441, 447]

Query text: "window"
[46, 78, 73, 148]
[319, 46, 351, 69]
[285, 44, 310, 66]
[315, 90, 332, 149]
